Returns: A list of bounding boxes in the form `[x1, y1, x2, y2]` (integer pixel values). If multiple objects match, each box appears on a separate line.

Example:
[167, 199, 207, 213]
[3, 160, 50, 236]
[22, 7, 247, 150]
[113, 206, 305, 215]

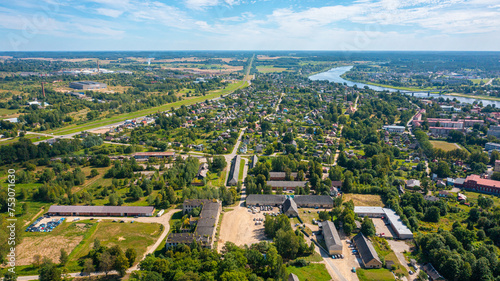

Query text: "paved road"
[16, 209, 178, 281]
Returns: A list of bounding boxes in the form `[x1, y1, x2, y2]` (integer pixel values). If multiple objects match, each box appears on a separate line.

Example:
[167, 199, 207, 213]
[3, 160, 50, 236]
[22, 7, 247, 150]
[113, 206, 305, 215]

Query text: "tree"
[99, 251, 113, 276]
[125, 248, 137, 267]
[90, 169, 99, 178]
[478, 196, 494, 209]
[39, 260, 61, 281]
[82, 258, 94, 276]
[114, 252, 129, 276]
[274, 229, 299, 260]
[59, 249, 68, 265]
[361, 216, 376, 237]
[425, 206, 441, 222]
[3, 270, 17, 281]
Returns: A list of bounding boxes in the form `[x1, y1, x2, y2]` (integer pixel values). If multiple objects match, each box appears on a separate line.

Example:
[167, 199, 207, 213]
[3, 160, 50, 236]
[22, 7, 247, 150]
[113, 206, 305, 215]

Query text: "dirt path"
[23, 207, 45, 226]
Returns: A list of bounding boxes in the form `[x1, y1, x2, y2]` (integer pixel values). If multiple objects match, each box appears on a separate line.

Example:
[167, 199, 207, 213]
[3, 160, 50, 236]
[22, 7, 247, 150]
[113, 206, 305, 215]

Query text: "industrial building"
[382, 125, 405, 134]
[321, 221, 343, 255]
[166, 199, 222, 249]
[354, 206, 413, 239]
[69, 81, 107, 90]
[47, 205, 154, 217]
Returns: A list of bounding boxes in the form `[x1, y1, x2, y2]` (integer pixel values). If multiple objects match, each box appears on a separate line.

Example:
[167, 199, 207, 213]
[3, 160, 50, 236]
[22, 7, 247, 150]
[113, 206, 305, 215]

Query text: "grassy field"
[445, 92, 500, 102]
[0, 135, 52, 146]
[343, 194, 384, 207]
[357, 268, 395, 281]
[0, 107, 18, 117]
[371, 237, 408, 278]
[430, 140, 461, 152]
[286, 263, 332, 281]
[48, 80, 248, 136]
[238, 159, 245, 182]
[11, 220, 162, 275]
[470, 78, 491, 85]
[71, 220, 162, 263]
[256, 66, 289, 73]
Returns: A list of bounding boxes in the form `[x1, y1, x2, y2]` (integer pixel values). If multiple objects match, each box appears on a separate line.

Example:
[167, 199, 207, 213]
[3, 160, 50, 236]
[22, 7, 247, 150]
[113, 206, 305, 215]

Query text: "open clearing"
[429, 140, 461, 151]
[287, 263, 332, 281]
[342, 194, 384, 207]
[17, 221, 92, 266]
[217, 204, 270, 251]
[71, 220, 162, 261]
[257, 66, 289, 73]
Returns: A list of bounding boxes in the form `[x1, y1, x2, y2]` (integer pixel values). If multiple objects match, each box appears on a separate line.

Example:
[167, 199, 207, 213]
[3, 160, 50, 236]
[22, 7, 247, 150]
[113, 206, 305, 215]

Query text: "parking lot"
[25, 216, 65, 232]
[372, 218, 395, 239]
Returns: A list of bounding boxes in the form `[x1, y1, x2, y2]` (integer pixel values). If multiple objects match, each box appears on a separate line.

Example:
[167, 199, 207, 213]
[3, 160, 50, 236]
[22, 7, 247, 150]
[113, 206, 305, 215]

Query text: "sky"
[1, 0, 500, 51]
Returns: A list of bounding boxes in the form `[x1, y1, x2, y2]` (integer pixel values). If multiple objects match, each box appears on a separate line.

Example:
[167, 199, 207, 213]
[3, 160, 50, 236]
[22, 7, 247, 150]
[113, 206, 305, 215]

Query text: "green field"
[257, 66, 289, 73]
[0, 108, 19, 117]
[357, 268, 395, 281]
[48, 80, 248, 136]
[429, 140, 461, 152]
[470, 78, 490, 85]
[71, 220, 162, 262]
[286, 263, 332, 281]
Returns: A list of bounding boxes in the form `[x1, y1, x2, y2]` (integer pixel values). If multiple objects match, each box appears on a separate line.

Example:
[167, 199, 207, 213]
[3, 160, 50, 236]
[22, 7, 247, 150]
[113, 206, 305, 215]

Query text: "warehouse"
[322, 220, 343, 255]
[166, 199, 222, 249]
[353, 206, 413, 239]
[47, 205, 154, 217]
[69, 81, 107, 90]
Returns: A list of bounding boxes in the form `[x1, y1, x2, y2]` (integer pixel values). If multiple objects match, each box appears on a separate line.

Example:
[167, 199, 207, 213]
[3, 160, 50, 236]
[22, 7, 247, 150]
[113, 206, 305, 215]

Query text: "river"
[309, 66, 500, 107]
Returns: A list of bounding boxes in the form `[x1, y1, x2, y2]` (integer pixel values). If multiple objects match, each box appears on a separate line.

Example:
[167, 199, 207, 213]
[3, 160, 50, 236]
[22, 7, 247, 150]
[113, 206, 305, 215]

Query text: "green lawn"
[286, 263, 332, 281]
[371, 237, 408, 278]
[238, 159, 245, 181]
[0, 107, 19, 117]
[470, 78, 490, 85]
[48, 80, 248, 136]
[357, 268, 395, 281]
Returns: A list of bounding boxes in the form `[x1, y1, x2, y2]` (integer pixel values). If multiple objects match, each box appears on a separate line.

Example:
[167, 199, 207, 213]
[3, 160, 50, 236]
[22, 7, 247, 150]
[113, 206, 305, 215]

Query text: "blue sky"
[1, 0, 499, 51]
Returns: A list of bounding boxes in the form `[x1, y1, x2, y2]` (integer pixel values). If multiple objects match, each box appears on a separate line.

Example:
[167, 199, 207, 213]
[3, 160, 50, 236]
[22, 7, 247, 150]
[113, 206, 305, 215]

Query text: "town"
[0, 49, 500, 281]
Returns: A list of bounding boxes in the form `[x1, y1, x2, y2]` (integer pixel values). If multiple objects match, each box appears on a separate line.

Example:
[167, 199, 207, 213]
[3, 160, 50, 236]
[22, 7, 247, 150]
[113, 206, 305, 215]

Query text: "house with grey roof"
[283, 198, 299, 217]
[322, 221, 343, 255]
[353, 233, 382, 269]
[227, 155, 241, 186]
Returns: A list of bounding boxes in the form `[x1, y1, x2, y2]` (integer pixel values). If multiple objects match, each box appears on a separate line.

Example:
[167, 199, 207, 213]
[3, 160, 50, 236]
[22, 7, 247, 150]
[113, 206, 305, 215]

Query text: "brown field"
[19, 57, 100, 63]
[429, 140, 461, 152]
[17, 223, 89, 266]
[164, 66, 243, 74]
[342, 194, 384, 207]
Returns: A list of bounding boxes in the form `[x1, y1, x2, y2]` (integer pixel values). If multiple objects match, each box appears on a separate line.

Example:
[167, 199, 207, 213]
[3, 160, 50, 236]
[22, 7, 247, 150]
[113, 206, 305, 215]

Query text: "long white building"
[354, 206, 413, 239]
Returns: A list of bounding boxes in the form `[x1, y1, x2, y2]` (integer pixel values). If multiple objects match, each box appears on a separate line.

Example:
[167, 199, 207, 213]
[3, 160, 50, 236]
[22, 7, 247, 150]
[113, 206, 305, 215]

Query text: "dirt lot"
[372, 218, 395, 239]
[217, 204, 273, 251]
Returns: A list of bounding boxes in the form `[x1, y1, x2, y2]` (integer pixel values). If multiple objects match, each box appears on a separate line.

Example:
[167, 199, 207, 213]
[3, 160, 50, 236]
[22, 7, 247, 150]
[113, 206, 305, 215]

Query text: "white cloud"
[95, 8, 123, 17]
